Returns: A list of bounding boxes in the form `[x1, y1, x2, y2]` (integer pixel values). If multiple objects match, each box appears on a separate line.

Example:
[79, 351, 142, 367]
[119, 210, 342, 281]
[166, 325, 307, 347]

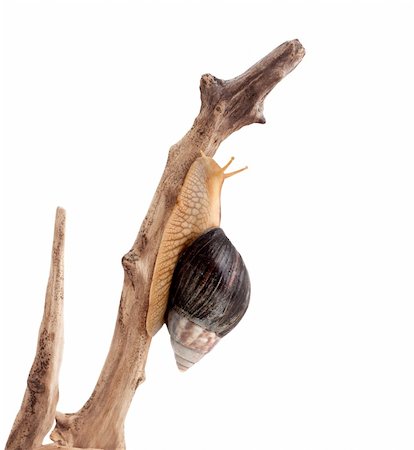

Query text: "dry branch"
[5, 39, 305, 450]
[6, 208, 66, 450]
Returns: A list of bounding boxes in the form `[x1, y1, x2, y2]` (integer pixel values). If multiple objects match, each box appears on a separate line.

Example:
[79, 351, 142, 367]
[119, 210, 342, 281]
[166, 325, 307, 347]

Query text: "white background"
[1, 1, 413, 449]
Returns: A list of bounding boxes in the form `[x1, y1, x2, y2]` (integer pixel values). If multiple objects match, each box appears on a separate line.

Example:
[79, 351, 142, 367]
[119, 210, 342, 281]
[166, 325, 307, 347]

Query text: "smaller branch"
[6, 208, 66, 450]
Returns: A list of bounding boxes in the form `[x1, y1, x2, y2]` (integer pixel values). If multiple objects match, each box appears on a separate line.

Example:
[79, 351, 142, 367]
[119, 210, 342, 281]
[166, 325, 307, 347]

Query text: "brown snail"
[146, 151, 251, 370]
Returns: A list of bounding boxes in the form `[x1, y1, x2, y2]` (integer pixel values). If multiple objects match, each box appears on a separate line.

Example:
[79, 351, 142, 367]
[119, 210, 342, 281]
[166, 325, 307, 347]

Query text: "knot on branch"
[200, 74, 224, 107]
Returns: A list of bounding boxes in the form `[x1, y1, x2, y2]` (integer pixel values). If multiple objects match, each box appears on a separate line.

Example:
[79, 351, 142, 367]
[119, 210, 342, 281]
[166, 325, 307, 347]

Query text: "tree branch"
[51, 39, 305, 450]
[10, 39, 304, 450]
[6, 208, 66, 450]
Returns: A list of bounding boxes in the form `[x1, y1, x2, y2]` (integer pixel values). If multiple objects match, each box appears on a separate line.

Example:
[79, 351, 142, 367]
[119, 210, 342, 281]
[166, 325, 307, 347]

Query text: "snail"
[146, 151, 251, 370]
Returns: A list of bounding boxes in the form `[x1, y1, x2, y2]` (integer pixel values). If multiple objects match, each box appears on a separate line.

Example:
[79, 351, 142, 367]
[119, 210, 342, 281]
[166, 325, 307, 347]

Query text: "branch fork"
[5, 39, 305, 450]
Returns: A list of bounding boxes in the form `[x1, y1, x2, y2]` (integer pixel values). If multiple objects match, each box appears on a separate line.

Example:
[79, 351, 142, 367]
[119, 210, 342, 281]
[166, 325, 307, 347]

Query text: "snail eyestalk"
[220, 156, 248, 178]
[221, 156, 235, 171]
[224, 165, 248, 178]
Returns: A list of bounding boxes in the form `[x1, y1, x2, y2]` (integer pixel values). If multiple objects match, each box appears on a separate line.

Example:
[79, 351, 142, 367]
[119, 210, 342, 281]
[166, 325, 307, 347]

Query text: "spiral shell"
[167, 227, 250, 371]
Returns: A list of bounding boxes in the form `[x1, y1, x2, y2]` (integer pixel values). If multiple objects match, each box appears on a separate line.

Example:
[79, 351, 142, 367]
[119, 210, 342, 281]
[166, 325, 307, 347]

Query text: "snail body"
[146, 152, 246, 337]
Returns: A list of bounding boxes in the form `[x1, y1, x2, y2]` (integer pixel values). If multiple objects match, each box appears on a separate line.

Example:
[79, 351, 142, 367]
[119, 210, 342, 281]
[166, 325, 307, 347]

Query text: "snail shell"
[167, 227, 250, 371]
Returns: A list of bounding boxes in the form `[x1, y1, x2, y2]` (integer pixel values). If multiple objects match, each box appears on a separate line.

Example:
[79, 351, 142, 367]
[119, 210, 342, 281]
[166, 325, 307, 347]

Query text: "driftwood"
[5, 208, 66, 450]
[5, 39, 305, 450]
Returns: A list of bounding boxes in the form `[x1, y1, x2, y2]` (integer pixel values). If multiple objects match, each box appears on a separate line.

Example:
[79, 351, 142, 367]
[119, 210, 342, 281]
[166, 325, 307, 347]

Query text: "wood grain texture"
[5, 39, 305, 450]
[6, 208, 65, 450]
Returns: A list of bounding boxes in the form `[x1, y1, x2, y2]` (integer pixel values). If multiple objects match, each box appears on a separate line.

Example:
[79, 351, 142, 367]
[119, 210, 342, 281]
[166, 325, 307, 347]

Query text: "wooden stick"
[50, 39, 305, 450]
[51, 39, 305, 450]
[7, 39, 305, 450]
[6, 208, 66, 450]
